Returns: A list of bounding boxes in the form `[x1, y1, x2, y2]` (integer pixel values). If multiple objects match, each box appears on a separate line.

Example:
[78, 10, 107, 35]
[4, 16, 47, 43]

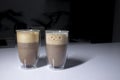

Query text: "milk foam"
[17, 31, 39, 43]
[46, 33, 68, 45]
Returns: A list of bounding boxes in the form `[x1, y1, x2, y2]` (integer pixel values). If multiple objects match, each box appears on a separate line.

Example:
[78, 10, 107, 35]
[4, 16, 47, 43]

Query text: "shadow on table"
[65, 58, 86, 69]
[36, 57, 47, 68]
[36, 57, 87, 69]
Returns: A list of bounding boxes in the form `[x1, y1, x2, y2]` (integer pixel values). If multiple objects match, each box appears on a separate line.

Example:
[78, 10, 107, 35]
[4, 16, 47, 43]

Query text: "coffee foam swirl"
[17, 31, 39, 43]
[46, 33, 68, 45]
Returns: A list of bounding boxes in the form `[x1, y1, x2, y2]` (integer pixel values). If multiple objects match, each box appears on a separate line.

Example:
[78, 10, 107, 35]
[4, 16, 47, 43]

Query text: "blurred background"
[0, 0, 119, 47]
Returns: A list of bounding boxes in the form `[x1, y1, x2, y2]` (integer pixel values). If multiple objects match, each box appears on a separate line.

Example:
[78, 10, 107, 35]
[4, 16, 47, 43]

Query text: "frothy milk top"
[46, 31, 68, 45]
[17, 30, 39, 43]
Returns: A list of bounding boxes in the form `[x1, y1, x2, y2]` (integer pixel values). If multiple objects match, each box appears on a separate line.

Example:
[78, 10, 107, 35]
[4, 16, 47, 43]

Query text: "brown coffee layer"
[17, 42, 39, 66]
[46, 44, 67, 67]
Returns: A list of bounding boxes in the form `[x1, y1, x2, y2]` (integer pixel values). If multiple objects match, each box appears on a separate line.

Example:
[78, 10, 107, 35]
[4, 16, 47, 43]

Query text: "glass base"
[20, 64, 36, 69]
[48, 64, 64, 70]
[20, 57, 39, 69]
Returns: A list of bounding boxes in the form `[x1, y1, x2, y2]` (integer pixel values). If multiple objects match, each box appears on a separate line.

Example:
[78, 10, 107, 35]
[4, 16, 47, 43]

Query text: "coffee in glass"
[16, 29, 40, 68]
[45, 30, 69, 69]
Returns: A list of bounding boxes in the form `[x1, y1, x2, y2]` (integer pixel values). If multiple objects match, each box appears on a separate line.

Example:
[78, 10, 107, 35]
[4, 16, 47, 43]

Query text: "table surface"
[0, 42, 120, 80]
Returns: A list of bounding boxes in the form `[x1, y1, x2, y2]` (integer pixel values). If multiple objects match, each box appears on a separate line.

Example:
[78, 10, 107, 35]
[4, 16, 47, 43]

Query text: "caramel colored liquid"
[17, 42, 39, 66]
[46, 44, 67, 67]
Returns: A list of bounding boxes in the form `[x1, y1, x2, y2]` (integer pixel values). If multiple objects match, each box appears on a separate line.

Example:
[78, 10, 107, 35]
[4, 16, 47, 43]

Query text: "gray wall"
[113, 0, 120, 42]
[0, 0, 70, 26]
[2, 0, 120, 42]
[0, 0, 46, 25]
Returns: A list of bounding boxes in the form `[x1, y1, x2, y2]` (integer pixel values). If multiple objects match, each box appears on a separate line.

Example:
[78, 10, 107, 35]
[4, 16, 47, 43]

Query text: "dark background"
[71, 0, 115, 43]
[0, 0, 119, 47]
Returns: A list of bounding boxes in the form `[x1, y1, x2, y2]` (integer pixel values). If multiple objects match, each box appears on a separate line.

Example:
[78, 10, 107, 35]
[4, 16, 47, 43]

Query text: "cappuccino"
[16, 29, 40, 68]
[46, 30, 68, 69]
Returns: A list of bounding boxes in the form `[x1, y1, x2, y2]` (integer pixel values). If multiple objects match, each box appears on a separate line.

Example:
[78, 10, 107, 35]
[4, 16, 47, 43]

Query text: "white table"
[0, 42, 120, 80]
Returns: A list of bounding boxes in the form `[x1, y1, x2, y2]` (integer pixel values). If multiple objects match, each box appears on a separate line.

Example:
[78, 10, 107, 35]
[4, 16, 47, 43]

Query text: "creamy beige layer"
[17, 31, 39, 43]
[46, 33, 68, 45]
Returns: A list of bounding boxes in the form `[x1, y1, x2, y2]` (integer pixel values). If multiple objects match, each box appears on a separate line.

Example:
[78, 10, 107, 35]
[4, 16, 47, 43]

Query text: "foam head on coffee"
[17, 31, 39, 43]
[46, 33, 68, 45]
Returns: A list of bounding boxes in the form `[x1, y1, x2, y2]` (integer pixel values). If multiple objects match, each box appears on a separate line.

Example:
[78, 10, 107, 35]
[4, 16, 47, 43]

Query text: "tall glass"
[45, 30, 69, 69]
[16, 29, 40, 69]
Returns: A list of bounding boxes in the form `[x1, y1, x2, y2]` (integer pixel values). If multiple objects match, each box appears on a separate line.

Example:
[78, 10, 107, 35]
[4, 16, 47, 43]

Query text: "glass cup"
[45, 30, 69, 69]
[16, 29, 40, 69]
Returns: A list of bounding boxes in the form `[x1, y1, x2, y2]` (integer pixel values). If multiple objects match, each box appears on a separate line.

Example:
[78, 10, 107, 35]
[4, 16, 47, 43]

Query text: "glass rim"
[16, 29, 40, 32]
[45, 30, 69, 33]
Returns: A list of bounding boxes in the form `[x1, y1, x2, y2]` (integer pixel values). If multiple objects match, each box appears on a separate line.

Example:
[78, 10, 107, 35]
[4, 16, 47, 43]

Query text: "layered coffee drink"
[16, 29, 40, 68]
[46, 30, 68, 69]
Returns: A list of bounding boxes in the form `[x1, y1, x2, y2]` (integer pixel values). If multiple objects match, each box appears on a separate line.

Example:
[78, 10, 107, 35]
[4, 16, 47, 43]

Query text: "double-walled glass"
[45, 30, 69, 69]
[16, 29, 40, 68]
